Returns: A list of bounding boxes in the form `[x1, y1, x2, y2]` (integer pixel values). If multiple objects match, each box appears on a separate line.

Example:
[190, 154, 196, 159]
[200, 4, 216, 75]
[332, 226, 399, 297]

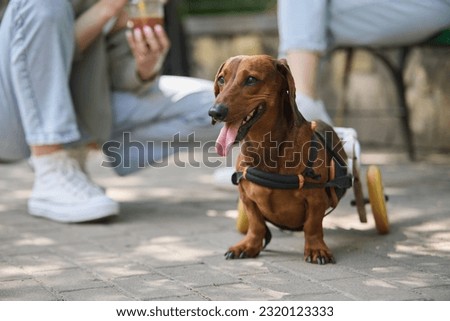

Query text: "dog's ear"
[277, 59, 305, 127]
[214, 62, 226, 97]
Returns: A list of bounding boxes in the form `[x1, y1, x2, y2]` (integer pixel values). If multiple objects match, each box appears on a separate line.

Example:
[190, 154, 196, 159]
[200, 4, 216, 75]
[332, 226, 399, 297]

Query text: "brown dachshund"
[209, 55, 351, 264]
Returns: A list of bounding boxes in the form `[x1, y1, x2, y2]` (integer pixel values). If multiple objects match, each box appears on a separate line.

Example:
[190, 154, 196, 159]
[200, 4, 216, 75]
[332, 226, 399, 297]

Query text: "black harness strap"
[232, 167, 352, 191]
[314, 130, 348, 167]
[232, 167, 300, 189]
[303, 134, 322, 180]
[232, 132, 352, 191]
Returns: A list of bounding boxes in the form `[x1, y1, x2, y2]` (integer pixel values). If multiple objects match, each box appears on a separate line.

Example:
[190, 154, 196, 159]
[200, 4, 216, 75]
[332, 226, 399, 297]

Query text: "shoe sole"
[28, 198, 119, 223]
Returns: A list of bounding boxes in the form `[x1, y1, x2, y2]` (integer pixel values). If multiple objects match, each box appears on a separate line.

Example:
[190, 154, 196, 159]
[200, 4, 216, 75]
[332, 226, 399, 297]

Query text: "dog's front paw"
[304, 243, 336, 265]
[304, 253, 336, 265]
[224, 250, 250, 260]
[225, 242, 262, 260]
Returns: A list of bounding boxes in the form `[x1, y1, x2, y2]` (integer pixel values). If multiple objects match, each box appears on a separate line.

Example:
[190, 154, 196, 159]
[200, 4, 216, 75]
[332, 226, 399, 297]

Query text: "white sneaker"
[334, 127, 361, 171]
[29, 145, 90, 174]
[28, 151, 119, 223]
[296, 92, 333, 124]
[66, 145, 106, 192]
[66, 145, 90, 173]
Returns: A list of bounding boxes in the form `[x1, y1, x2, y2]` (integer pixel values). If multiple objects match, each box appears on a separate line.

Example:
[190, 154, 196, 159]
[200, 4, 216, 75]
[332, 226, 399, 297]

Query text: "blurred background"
[0, 0, 448, 157]
[166, 0, 450, 157]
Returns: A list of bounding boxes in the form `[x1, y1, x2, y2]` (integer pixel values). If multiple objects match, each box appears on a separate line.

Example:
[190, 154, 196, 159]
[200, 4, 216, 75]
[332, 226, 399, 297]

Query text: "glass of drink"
[125, 0, 165, 29]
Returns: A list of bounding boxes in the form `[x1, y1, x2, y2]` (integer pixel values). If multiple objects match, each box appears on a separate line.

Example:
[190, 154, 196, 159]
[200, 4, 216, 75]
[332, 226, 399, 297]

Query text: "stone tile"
[0, 279, 58, 300]
[0, 262, 30, 281]
[202, 255, 276, 277]
[280, 292, 353, 301]
[158, 263, 240, 288]
[119, 240, 218, 268]
[325, 276, 425, 300]
[242, 271, 334, 297]
[276, 259, 360, 281]
[197, 283, 285, 301]
[1, 153, 450, 301]
[391, 257, 450, 278]
[60, 287, 132, 301]
[79, 257, 151, 280]
[365, 265, 450, 289]
[9, 252, 77, 273]
[414, 284, 450, 301]
[113, 274, 193, 300]
[156, 293, 208, 301]
[54, 242, 117, 262]
[333, 249, 399, 272]
[33, 268, 108, 292]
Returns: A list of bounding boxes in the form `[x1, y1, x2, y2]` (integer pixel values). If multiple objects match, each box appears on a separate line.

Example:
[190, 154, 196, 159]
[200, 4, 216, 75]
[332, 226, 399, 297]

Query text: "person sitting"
[0, 0, 216, 223]
[278, 0, 450, 122]
[278, 0, 450, 162]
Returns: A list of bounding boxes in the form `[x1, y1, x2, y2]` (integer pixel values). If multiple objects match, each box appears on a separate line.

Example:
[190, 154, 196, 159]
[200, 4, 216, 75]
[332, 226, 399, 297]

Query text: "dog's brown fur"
[210, 55, 347, 264]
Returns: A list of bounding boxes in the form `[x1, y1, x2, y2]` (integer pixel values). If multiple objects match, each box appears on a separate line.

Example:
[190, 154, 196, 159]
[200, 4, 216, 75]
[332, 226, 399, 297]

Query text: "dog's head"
[209, 55, 304, 156]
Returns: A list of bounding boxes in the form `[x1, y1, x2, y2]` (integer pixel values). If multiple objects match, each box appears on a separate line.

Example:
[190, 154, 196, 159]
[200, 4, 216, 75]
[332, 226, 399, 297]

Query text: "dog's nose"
[208, 103, 228, 121]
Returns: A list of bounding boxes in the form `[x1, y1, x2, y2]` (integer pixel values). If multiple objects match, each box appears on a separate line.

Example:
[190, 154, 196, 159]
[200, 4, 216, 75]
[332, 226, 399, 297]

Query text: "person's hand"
[126, 25, 171, 81]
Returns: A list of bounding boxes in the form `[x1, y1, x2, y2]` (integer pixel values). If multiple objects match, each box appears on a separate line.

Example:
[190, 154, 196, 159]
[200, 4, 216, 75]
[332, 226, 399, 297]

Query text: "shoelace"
[48, 156, 103, 200]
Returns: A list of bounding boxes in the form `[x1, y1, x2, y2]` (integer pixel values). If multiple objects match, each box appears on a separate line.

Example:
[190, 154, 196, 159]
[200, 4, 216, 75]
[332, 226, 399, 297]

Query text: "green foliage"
[428, 29, 450, 45]
[179, 0, 276, 16]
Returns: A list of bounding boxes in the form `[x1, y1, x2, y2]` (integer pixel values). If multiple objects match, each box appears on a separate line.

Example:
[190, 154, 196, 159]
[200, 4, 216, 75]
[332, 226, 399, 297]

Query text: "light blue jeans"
[0, 0, 79, 160]
[0, 0, 217, 175]
[278, 0, 450, 55]
[107, 76, 218, 176]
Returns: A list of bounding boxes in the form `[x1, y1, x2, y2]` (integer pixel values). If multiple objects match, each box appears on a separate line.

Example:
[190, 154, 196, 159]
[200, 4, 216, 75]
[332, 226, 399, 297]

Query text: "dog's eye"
[244, 76, 258, 86]
[217, 76, 225, 86]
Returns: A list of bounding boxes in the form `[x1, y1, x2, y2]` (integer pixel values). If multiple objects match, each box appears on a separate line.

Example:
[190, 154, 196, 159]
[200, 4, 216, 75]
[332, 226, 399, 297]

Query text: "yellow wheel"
[367, 165, 389, 234]
[236, 199, 249, 234]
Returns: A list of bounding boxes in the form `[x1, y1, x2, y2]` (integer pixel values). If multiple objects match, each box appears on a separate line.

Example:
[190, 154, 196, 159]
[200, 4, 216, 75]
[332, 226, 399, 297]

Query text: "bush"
[180, 0, 276, 16]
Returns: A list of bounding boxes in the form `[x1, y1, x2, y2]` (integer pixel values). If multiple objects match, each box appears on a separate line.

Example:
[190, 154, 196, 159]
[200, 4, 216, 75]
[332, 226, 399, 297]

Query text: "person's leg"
[278, 0, 332, 123]
[278, 0, 450, 124]
[328, 0, 450, 165]
[278, 0, 328, 56]
[0, 1, 29, 162]
[277, 0, 357, 166]
[70, 35, 113, 144]
[0, 0, 78, 161]
[329, 0, 450, 47]
[0, 0, 118, 222]
[105, 76, 217, 175]
[278, 0, 327, 98]
[8, 0, 81, 148]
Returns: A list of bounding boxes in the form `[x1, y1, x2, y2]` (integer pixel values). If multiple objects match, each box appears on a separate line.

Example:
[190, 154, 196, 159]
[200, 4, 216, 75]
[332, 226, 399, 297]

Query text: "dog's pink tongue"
[216, 123, 239, 156]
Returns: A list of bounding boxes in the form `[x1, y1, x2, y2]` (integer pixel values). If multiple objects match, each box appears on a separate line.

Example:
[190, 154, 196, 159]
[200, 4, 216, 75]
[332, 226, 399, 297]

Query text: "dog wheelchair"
[235, 126, 390, 236]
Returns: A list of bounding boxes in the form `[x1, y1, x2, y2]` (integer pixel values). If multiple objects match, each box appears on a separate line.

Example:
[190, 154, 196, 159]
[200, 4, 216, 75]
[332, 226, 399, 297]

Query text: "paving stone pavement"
[0, 150, 449, 301]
